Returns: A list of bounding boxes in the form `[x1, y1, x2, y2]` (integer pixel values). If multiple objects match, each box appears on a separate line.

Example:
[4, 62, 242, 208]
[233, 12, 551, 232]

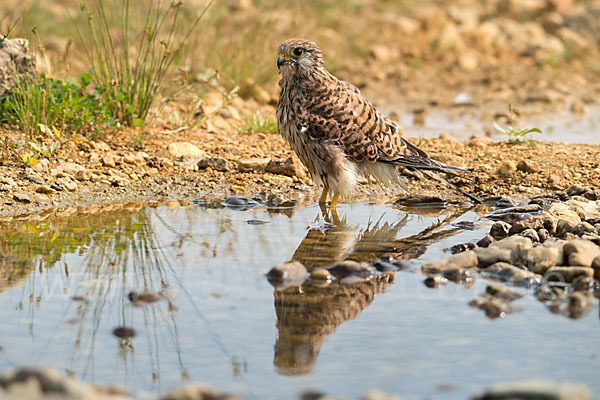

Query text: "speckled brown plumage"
[276, 38, 478, 207]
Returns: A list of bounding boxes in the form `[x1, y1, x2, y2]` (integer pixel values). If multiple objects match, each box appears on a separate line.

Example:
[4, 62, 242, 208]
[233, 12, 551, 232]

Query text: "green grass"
[493, 104, 542, 144]
[73, 0, 211, 127]
[239, 111, 278, 135]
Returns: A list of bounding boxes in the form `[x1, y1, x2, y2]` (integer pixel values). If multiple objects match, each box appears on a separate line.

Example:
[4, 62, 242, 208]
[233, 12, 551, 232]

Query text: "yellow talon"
[330, 193, 340, 209]
[319, 186, 329, 205]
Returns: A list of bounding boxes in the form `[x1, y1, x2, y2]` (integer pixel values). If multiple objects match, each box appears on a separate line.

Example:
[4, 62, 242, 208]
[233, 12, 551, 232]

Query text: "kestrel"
[276, 38, 479, 208]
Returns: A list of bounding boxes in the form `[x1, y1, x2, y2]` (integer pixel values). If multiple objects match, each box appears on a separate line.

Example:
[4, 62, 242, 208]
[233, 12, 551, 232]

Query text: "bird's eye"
[291, 47, 304, 58]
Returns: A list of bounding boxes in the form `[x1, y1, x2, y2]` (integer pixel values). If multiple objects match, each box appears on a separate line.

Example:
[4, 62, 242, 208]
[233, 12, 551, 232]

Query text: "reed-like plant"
[74, 0, 211, 127]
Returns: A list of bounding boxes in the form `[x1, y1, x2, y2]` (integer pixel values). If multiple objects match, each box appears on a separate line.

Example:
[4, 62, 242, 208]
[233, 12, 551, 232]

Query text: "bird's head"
[277, 38, 324, 76]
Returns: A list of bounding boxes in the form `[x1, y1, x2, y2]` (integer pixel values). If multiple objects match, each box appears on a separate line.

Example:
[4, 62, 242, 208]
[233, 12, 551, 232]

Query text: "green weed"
[239, 112, 278, 135]
[74, 0, 212, 127]
[493, 104, 542, 144]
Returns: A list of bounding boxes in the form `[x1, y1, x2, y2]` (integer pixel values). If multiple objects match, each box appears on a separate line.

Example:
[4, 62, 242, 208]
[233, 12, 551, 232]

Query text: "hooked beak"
[277, 52, 291, 70]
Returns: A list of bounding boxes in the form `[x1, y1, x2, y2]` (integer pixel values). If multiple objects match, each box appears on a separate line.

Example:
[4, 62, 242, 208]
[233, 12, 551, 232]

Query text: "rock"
[563, 239, 600, 267]
[516, 159, 538, 173]
[474, 247, 515, 267]
[223, 196, 262, 211]
[56, 177, 77, 192]
[520, 228, 540, 243]
[566, 291, 594, 318]
[421, 250, 478, 273]
[0, 38, 34, 96]
[0, 367, 129, 400]
[541, 11, 564, 33]
[557, 27, 589, 53]
[12, 193, 32, 203]
[162, 383, 243, 400]
[450, 242, 476, 254]
[538, 228, 549, 242]
[571, 276, 596, 293]
[198, 157, 232, 172]
[477, 235, 495, 248]
[370, 44, 396, 62]
[545, 266, 594, 283]
[572, 222, 596, 236]
[424, 275, 448, 288]
[35, 185, 54, 194]
[22, 172, 45, 185]
[489, 221, 511, 239]
[310, 268, 334, 281]
[484, 262, 539, 282]
[361, 390, 404, 400]
[469, 296, 510, 319]
[549, 202, 582, 232]
[475, 379, 592, 400]
[266, 261, 307, 286]
[452, 92, 472, 105]
[102, 154, 117, 168]
[517, 246, 562, 274]
[0, 176, 17, 187]
[236, 158, 270, 173]
[566, 185, 596, 200]
[486, 284, 523, 301]
[329, 260, 375, 279]
[497, 0, 546, 16]
[491, 235, 533, 250]
[265, 156, 306, 178]
[167, 142, 207, 159]
[496, 161, 516, 177]
[74, 168, 92, 181]
[442, 267, 476, 283]
[112, 326, 136, 338]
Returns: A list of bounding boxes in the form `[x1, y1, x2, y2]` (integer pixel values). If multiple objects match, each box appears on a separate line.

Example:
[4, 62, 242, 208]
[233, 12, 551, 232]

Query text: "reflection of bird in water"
[273, 207, 470, 375]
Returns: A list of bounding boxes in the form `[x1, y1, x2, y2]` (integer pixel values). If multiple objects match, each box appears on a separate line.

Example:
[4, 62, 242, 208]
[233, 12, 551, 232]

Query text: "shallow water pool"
[0, 200, 598, 399]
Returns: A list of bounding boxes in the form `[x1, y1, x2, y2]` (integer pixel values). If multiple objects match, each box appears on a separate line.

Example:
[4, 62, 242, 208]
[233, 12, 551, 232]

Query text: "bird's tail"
[421, 170, 482, 204]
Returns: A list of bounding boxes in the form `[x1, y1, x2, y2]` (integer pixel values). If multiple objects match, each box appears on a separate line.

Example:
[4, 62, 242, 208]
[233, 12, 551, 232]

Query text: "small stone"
[572, 222, 596, 236]
[102, 154, 117, 168]
[236, 158, 270, 173]
[197, 157, 232, 172]
[162, 383, 243, 400]
[310, 268, 333, 281]
[361, 390, 404, 400]
[12, 193, 32, 203]
[545, 266, 594, 283]
[36, 185, 54, 194]
[266, 261, 307, 286]
[329, 260, 375, 279]
[475, 247, 515, 267]
[563, 239, 600, 267]
[538, 228, 550, 242]
[516, 159, 538, 173]
[496, 161, 516, 178]
[571, 276, 596, 293]
[469, 296, 509, 319]
[123, 152, 136, 164]
[450, 242, 476, 254]
[23, 172, 45, 185]
[490, 221, 511, 239]
[442, 267, 475, 283]
[423, 275, 448, 288]
[476, 379, 592, 400]
[566, 291, 594, 319]
[477, 235, 495, 248]
[485, 262, 539, 282]
[56, 177, 77, 192]
[112, 326, 136, 339]
[485, 284, 523, 302]
[0, 176, 17, 186]
[75, 169, 92, 181]
[265, 156, 306, 179]
[520, 228, 539, 243]
[421, 250, 478, 273]
[167, 142, 207, 158]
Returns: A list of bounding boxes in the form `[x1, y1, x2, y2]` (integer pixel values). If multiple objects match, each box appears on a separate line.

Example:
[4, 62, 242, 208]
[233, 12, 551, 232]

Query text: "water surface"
[0, 200, 598, 399]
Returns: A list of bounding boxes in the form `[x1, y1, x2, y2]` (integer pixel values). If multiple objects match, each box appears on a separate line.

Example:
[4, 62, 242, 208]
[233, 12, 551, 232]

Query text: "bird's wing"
[302, 78, 466, 173]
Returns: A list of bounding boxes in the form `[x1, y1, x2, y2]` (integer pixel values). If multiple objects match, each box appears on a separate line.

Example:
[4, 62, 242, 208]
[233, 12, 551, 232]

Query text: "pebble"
[329, 260, 375, 279]
[476, 235, 494, 248]
[236, 158, 270, 173]
[310, 268, 334, 281]
[516, 159, 538, 173]
[475, 379, 592, 400]
[56, 177, 78, 192]
[489, 221, 511, 239]
[544, 266, 594, 283]
[421, 250, 478, 273]
[474, 247, 514, 267]
[198, 157, 232, 172]
[23, 172, 45, 185]
[12, 193, 32, 203]
[223, 196, 263, 211]
[265, 156, 305, 179]
[112, 326, 136, 339]
[102, 154, 117, 168]
[563, 239, 600, 267]
[469, 296, 509, 319]
[449, 242, 476, 254]
[516, 246, 562, 274]
[442, 267, 475, 283]
[520, 228, 539, 243]
[35, 185, 54, 194]
[496, 161, 516, 177]
[167, 142, 207, 158]
[484, 262, 539, 282]
[128, 291, 162, 305]
[423, 275, 448, 288]
[266, 261, 307, 286]
[162, 383, 244, 400]
[485, 284, 523, 302]
[361, 390, 404, 400]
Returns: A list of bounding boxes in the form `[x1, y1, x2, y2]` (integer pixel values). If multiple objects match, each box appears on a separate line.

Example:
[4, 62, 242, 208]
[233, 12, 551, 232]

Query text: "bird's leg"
[330, 192, 340, 209]
[318, 185, 329, 206]
[329, 207, 340, 224]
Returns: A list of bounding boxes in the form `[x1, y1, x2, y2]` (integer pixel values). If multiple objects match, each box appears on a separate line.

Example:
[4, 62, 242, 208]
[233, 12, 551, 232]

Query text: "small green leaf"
[30, 142, 43, 153]
[133, 118, 144, 127]
[38, 123, 52, 136]
[51, 141, 61, 153]
[492, 121, 508, 134]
